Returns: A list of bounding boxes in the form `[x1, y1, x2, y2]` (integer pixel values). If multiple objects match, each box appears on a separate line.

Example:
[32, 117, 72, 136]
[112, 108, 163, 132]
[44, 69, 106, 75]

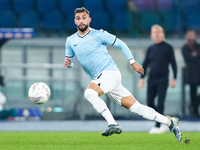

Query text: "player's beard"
[77, 24, 89, 32]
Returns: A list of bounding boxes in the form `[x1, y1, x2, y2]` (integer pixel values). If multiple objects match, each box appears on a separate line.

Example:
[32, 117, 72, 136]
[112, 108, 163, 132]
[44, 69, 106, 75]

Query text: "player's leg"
[109, 84, 182, 141]
[84, 71, 122, 136]
[121, 96, 170, 125]
[109, 83, 169, 126]
[125, 97, 181, 141]
[84, 83, 117, 125]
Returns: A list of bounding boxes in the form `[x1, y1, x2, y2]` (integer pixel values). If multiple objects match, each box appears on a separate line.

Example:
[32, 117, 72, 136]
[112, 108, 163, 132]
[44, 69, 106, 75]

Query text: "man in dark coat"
[182, 30, 200, 117]
[138, 25, 177, 133]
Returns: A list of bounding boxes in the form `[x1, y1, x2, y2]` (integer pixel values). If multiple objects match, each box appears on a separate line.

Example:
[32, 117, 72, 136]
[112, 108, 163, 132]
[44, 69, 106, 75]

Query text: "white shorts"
[91, 70, 132, 105]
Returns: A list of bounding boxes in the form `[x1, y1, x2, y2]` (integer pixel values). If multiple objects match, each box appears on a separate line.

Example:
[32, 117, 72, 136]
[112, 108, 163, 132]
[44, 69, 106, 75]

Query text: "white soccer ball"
[28, 82, 51, 104]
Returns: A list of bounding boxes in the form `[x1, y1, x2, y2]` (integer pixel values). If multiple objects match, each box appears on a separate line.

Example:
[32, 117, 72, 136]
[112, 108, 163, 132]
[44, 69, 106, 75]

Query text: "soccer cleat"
[168, 117, 182, 142]
[102, 124, 122, 137]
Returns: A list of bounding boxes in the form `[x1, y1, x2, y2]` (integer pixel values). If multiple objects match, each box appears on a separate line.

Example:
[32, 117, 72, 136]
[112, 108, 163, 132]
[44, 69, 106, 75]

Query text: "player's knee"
[84, 89, 98, 99]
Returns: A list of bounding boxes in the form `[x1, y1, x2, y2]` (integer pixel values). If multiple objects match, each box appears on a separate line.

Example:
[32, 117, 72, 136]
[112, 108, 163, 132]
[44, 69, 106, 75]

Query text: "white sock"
[129, 101, 170, 126]
[84, 89, 117, 125]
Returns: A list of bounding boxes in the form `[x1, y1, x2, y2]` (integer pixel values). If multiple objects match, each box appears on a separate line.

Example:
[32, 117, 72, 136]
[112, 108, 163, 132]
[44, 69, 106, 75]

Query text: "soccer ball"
[28, 82, 51, 104]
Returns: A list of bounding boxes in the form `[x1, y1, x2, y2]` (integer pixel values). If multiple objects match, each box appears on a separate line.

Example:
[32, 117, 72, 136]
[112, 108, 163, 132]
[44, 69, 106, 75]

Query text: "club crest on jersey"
[88, 38, 94, 44]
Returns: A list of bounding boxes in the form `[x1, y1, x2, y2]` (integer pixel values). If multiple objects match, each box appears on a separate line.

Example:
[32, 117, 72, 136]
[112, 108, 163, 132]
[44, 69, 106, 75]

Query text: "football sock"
[84, 89, 117, 125]
[129, 101, 170, 126]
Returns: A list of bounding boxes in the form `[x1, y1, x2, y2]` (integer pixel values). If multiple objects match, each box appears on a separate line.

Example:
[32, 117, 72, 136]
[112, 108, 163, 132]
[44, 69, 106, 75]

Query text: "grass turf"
[0, 132, 199, 150]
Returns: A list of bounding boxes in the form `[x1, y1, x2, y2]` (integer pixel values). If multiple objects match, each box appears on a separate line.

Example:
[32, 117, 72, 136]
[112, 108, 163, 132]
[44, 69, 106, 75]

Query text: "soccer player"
[64, 7, 182, 142]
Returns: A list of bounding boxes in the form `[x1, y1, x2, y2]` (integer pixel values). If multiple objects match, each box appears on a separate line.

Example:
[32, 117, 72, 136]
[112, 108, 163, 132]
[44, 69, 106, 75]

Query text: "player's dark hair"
[74, 7, 90, 16]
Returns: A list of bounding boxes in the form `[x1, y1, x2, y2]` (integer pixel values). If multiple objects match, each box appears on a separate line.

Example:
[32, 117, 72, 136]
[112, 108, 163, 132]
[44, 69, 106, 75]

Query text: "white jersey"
[65, 28, 133, 79]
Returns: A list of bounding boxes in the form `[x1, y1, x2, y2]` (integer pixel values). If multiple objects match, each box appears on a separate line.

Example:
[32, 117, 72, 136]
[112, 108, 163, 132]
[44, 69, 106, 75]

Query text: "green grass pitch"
[0, 132, 199, 150]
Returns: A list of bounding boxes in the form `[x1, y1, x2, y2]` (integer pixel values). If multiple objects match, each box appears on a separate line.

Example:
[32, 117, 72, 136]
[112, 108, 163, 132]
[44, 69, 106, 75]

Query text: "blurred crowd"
[0, 0, 199, 37]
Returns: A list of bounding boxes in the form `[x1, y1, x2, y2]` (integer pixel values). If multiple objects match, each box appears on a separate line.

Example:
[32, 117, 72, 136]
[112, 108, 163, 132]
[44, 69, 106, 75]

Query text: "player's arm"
[99, 30, 144, 74]
[64, 56, 74, 67]
[113, 38, 144, 75]
[65, 38, 75, 68]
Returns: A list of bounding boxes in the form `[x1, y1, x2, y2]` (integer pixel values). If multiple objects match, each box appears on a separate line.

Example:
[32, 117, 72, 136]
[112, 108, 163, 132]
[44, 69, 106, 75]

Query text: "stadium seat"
[83, 0, 104, 13]
[157, 0, 174, 10]
[181, 0, 200, 31]
[36, 0, 58, 15]
[64, 13, 77, 31]
[0, 0, 11, 13]
[181, 0, 200, 15]
[18, 11, 40, 30]
[42, 11, 63, 31]
[0, 11, 17, 28]
[134, 0, 156, 11]
[59, 0, 80, 15]
[106, 0, 127, 15]
[139, 11, 160, 31]
[180, 0, 200, 6]
[182, 6, 200, 16]
[187, 14, 200, 31]
[157, 0, 180, 17]
[112, 12, 131, 31]
[160, 11, 183, 33]
[12, 0, 35, 15]
[90, 12, 110, 30]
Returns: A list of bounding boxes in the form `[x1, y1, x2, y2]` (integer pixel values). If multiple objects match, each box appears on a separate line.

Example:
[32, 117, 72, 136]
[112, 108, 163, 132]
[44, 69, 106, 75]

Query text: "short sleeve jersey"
[65, 28, 118, 79]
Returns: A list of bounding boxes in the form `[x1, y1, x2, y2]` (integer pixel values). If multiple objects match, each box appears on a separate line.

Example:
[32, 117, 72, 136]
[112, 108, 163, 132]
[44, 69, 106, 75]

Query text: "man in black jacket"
[138, 25, 177, 134]
[182, 29, 200, 118]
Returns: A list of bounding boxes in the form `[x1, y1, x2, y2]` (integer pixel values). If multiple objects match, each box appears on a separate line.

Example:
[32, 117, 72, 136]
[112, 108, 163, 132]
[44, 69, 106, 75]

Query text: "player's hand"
[170, 79, 176, 88]
[138, 78, 144, 90]
[131, 62, 144, 75]
[64, 57, 72, 67]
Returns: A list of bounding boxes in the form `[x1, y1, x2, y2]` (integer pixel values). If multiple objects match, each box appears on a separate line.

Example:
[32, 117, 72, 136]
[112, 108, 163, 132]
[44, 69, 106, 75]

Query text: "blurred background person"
[0, 75, 6, 111]
[0, 74, 8, 120]
[138, 25, 177, 134]
[181, 30, 200, 118]
[0, 75, 16, 120]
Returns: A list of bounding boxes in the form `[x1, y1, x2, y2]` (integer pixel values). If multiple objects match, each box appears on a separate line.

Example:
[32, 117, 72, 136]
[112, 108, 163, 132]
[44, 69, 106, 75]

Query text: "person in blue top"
[64, 7, 182, 142]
